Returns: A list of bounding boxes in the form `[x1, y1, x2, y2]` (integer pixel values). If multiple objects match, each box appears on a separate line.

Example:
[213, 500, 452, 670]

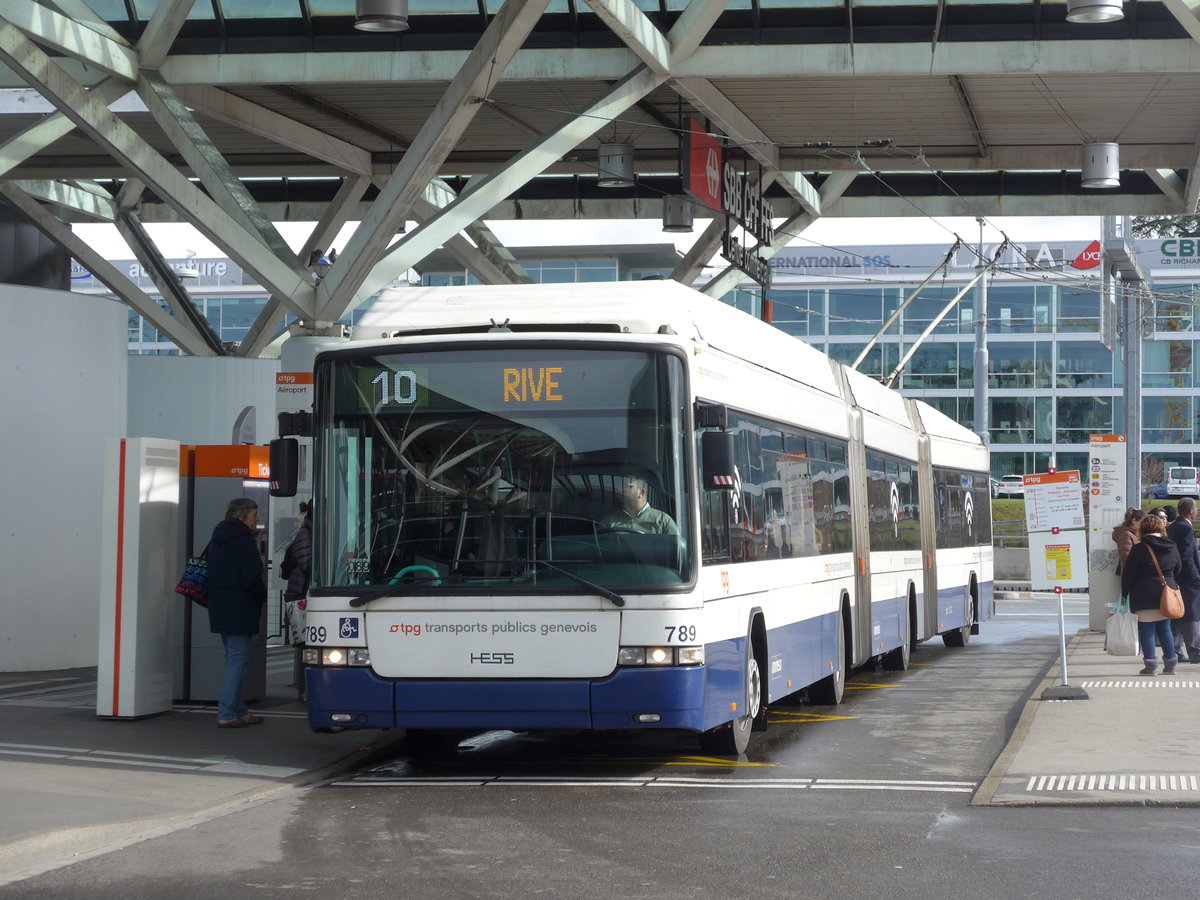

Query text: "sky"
[71, 215, 1106, 265]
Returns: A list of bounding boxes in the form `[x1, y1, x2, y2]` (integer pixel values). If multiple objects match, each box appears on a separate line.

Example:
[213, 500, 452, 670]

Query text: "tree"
[1132, 216, 1200, 238]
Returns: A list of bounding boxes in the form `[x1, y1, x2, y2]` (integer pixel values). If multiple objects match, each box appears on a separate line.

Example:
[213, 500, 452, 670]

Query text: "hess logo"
[1070, 240, 1101, 270]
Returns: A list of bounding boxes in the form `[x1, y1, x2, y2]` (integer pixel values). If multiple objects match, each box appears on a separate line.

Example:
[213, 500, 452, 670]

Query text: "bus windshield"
[315, 345, 692, 593]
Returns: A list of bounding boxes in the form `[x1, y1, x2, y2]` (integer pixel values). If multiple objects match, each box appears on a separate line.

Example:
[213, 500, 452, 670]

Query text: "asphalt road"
[7, 596, 1198, 899]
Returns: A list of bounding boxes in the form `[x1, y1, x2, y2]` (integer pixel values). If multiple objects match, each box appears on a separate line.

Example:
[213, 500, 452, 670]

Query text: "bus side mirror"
[701, 431, 736, 491]
[270, 438, 298, 497]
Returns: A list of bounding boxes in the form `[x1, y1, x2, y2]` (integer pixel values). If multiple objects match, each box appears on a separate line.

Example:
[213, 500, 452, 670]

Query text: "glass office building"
[731, 237, 1198, 487]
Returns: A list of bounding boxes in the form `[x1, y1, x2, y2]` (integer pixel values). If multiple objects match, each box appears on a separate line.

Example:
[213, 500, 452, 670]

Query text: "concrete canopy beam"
[0, 182, 213, 356]
[159, 40, 1200, 87]
[1146, 169, 1187, 210]
[0, 26, 317, 318]
[136, 70, 304, 275]
[238, 174, 374, 359]
[315, 0, 553, 320]
[0, 3, 139, 81]
[582, 0, 671, 75]
[175, 85, 374, 178]
[12, 178, 116, 221]
[344, 65, 668, 313]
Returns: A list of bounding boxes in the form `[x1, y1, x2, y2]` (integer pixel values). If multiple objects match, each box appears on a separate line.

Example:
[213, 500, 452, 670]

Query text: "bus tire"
[942, 594, 975, 648]
[882, 595, 912, 671]
[809, 613, 846, 705]
[699, 633, 762, 756]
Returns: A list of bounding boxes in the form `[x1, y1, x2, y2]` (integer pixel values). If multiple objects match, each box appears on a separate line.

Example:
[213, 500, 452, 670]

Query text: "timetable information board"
[1023, 470, 1085, 533]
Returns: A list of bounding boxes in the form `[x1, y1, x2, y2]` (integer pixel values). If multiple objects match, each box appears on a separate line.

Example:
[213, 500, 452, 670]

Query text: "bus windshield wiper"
[529, 560, 625, 608]
[347, 577, 443, 608]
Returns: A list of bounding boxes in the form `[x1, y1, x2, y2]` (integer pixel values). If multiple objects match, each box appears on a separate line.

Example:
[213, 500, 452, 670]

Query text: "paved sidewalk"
[0, 650, 406, 887]
[976, 627, 1200, 806]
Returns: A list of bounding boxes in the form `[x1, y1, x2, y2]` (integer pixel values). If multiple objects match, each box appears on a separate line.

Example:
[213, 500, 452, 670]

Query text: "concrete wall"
[127, 356, 280, 446]
[0, 288, 127, 671]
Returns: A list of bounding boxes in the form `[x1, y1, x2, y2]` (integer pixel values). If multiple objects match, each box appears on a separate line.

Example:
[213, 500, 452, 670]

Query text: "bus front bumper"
[305, 665, 707, 732]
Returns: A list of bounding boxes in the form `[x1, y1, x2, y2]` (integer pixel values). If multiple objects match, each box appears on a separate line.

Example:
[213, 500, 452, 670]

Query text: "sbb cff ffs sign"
[684, 119, 774, 289]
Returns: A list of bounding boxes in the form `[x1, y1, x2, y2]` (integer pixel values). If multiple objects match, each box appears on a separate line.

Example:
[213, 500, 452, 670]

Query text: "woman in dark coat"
[207, 497, 267, 727]
[1121, 514, 1182, 675]
[1166, 497, 1200, 663]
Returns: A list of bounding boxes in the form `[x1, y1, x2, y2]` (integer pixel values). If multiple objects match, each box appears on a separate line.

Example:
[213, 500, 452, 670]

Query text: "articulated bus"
[283, 280, 992, 754]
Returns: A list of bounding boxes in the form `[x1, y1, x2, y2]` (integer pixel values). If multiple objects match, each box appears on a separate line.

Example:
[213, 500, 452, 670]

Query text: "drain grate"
[1026, 774, 1200, 792]
[1079, 680, 1200, 689]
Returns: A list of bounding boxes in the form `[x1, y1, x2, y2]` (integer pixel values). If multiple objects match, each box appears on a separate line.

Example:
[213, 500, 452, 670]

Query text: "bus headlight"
[311, 647, 371, 667]
[618, 646, 704, 666]
[675, 646, 705, 665]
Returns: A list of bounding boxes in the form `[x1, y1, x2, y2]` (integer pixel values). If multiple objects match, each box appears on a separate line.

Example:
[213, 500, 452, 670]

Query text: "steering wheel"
[389, 564, 443, 586]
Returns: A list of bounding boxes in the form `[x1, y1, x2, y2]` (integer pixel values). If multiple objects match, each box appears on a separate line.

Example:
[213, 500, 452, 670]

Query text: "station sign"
[684, 119, 774, 290]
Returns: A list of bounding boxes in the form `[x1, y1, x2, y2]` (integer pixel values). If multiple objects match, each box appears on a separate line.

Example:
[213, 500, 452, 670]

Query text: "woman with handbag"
[1121, 514, 1183, 675]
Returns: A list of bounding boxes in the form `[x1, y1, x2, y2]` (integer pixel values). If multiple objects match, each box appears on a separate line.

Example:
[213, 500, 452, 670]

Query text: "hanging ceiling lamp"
[1080, 142, 1120, 189]
[1065, 0, 1124, 24]
[597, 142, 635, 188]
[662, 195, 694, 233]
[355, 0, 410, 32]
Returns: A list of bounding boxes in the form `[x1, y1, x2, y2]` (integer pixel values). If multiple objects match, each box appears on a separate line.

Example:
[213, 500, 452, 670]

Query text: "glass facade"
[740, 239, 1200, 484]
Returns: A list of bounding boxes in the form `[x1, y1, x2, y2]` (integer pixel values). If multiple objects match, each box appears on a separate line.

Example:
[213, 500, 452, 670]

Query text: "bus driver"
[601, 474, 679, 535]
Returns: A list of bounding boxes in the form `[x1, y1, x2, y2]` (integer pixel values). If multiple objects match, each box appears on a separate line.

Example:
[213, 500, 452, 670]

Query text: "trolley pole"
[973, 218, 990, 445]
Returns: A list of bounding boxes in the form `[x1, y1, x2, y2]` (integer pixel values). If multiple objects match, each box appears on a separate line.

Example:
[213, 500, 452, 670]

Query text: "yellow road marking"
[768, 710, 857, 722]
[663, 756, 778, 767]
[907, 662, 932, 667]
[845, 682, 898, 690]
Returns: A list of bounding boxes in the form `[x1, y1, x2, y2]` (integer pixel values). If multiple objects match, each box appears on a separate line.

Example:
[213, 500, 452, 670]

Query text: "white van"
[1167, 466, 1199, 498]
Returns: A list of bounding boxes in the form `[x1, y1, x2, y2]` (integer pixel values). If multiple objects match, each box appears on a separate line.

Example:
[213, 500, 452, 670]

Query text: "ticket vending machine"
[174, 445, 271, 703]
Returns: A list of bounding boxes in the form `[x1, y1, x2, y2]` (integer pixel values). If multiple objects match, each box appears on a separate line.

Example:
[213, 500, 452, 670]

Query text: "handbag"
[174, 544, 210, 608]
[1145, 542, 1185, 620]
[1104, 595, 1139, 656]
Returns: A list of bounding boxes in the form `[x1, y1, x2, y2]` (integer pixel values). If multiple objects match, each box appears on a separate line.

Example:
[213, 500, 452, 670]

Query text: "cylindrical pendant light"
[662, 195, 694, 233]
[597, 142, 634, 188]
[1066, 0, 1124, 23]
[356, 0, 410, 32]
[1080, 142, 1119, 189]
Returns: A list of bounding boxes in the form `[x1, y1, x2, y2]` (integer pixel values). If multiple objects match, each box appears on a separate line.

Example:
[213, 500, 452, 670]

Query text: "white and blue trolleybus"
[281, 280, 992, 754]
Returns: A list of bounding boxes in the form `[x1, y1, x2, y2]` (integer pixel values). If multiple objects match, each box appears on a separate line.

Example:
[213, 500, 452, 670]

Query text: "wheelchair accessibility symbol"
[339, 617, 359, 639]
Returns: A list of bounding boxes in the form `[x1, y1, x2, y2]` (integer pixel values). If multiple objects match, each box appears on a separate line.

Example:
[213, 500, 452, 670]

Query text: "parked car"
[1144, 484, 1169, 500]
[994, 475, 1025, 498]
[990, 478, 1003, 498]
[1167, 466, 1199, 499]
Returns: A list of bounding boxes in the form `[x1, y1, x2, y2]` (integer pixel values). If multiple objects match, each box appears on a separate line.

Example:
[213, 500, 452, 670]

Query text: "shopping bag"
[174, 546, 209, 607]
[1104, 595, 1138, 656]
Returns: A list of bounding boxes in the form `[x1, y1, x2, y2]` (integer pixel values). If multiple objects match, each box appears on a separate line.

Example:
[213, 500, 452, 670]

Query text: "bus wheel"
[942, 595, 975, 648]
[699, 638, 761, 756]
[809, 616, 846, 705]
[882, 600, 912, 671]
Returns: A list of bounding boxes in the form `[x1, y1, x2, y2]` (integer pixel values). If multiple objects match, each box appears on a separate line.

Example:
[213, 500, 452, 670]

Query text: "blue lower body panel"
[306, 665, 708, 732]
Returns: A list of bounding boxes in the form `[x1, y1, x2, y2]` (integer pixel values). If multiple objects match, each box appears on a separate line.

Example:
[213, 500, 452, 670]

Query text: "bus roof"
[353, 281, 843, 397]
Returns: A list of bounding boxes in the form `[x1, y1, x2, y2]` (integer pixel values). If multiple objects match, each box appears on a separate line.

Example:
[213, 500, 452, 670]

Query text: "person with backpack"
[282, 502, 312, 700]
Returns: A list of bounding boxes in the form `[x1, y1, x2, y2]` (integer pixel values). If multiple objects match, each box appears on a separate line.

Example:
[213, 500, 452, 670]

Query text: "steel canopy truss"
[0, 2, 1195, 354]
